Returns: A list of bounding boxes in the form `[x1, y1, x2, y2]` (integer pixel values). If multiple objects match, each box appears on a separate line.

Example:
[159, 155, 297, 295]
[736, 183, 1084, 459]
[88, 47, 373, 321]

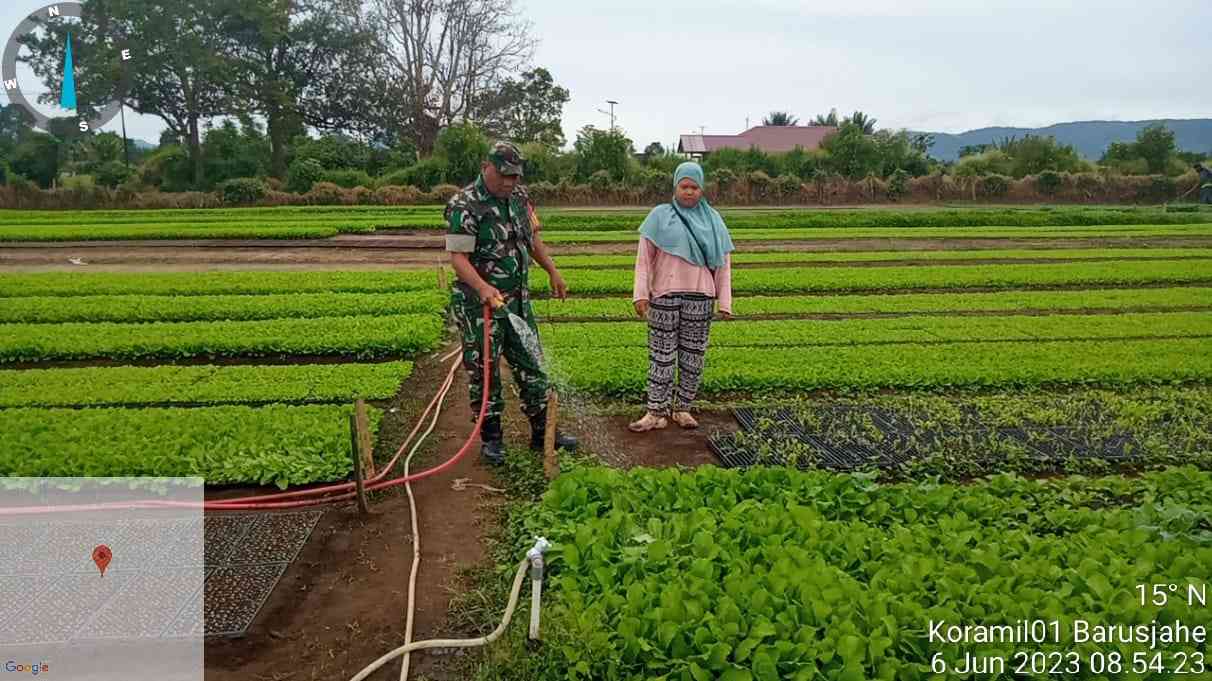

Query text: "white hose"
[398, 357, 457, 681]
[357, 343, 546, 681]
[350, 557, 532, 681]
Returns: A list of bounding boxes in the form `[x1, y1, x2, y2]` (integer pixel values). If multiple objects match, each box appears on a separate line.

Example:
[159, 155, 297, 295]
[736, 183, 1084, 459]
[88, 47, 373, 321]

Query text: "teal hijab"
[638, 162, 734, 269]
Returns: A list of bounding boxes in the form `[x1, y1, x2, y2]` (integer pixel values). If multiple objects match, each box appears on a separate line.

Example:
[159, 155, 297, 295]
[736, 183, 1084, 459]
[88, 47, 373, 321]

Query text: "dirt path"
[203, 350, 505, 681]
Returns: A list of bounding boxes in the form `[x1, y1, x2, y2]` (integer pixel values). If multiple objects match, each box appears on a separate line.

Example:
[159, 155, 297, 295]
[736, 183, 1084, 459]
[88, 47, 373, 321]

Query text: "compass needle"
[60, 30, 75, 110]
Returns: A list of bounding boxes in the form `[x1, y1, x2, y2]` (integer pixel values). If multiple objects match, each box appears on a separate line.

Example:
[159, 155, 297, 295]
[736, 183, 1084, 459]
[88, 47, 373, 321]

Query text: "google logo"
[3, 661, 49, 676]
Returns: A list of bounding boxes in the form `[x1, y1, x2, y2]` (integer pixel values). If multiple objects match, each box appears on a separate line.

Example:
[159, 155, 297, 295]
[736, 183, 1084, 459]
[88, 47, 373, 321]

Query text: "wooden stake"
[543, 392, 560, 480]
[354, 399, 375, 478]
[349, 410, 371, 515]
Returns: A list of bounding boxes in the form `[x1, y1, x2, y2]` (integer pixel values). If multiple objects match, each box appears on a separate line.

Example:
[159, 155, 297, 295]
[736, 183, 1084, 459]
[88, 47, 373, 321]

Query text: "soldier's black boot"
[480, 415, 505, 465]
[528, 408, 578, 452]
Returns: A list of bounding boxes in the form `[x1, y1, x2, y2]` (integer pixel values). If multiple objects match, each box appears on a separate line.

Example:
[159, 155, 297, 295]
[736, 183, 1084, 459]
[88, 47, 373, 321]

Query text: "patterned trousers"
[645, 293, 713, 414]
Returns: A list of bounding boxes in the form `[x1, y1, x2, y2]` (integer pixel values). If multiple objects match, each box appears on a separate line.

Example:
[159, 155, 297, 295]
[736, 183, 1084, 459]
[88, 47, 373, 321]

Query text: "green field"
[3, 205, 1211, 681]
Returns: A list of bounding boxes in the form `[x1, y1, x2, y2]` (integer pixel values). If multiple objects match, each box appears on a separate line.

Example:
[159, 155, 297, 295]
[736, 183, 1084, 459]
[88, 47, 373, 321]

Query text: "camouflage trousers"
[451, 286, 550, 421]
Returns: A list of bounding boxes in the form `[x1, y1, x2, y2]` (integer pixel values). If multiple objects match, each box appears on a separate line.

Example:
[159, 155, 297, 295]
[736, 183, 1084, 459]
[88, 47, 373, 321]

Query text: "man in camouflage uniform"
[446, 141, 578, 464]
[1197, 163, 1212, 205]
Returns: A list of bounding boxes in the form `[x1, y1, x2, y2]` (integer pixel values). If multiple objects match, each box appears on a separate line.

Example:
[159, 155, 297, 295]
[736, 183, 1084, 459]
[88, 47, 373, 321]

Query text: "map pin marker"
[92, 545, 112, 577]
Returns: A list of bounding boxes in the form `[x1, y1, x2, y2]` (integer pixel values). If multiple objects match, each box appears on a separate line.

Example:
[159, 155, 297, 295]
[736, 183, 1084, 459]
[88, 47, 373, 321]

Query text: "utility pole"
[119, 101, 130, 168]
[597, 100, 619, 131]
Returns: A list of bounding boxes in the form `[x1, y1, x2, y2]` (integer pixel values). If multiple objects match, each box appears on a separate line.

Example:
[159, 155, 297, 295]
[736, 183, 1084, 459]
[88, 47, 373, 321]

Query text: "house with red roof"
[678, 125, 838, 157]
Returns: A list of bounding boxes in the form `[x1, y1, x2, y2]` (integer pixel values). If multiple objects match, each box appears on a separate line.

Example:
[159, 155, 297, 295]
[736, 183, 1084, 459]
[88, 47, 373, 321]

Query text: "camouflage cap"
[488, 141, 525, 176]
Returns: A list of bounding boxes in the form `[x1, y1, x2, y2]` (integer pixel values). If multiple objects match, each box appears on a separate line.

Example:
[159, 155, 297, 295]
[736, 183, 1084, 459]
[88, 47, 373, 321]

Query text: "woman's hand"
[718, 309, 732, 320]
[634, 299, 649, 318]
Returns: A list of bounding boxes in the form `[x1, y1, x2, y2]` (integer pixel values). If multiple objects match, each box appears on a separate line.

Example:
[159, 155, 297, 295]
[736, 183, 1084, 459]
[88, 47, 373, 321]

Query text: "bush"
[217, 177, 268, 206]
[0, 161, 9, 186]
[61, 175, 95, 190]
[1074, 173, 1106, 200]
[589, 169, 613, 193]
[713, 168, 737, 192]
[979, 174, 1011, 198]
[747, 170, 772, 199]
[372, 185, 422, 205]
[260, 190, 308, 206]
[321, 169, 373, 189]
[527, 181, 559, 204]
[886, 169, 909, 201]
[390, 158, 448, 191]
[305, 181, 344, 205]
[95, 161, 134, 189]
[1137, 175, 1177, 204]
[637, 168, 668, 196]
[431, 184, 461, 203]
[286, 158, 325, 194]
[1035, 170, 1063, 196]
[772, 174, 803, 202]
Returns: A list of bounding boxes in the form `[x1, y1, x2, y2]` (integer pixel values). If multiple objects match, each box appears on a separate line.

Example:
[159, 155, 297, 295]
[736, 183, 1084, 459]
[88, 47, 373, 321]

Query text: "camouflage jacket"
[445, 176, 540, 300]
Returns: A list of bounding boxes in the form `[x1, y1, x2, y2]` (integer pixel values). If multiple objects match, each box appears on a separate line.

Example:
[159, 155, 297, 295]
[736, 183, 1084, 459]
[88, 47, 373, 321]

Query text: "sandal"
[628, 412, 668, 432]
[671, 411, 699, 429]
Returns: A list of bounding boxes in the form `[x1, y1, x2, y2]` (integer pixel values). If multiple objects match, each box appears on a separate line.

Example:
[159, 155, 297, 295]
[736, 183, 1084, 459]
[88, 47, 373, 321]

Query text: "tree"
[762, 111, 799, 126]
[201, 118, 271, 186]
[820, 121, 880, 179]
[874, 130, 930, 177]
[475, 67, 569, 148]
[291, 133, 373, 171]
[812, 109, 840, 127]
[104, 0, 232, 187]
[9, 132, 61, 187]
[911, 133, 935, 156]
[643, 142, 666, 157]
[371, 0, 537, 155]
[997, 135, 1083, 177]
[573, 126, 632, 182]
[846, 111, 877, 134]
[0, 105, 35, 160]
[217, 0, 380, 177]
[959, 144, 993, 158]
[435, 123, 491, 186]
[1134, 124, 1177, 175]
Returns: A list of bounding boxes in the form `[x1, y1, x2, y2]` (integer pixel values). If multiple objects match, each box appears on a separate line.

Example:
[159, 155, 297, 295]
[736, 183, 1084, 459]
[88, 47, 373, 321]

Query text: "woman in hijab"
[629, 161, 734, 432]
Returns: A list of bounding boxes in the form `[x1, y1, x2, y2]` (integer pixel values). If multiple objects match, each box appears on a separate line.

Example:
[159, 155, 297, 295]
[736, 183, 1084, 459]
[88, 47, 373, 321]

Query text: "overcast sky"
[3, 0, 1208, 149]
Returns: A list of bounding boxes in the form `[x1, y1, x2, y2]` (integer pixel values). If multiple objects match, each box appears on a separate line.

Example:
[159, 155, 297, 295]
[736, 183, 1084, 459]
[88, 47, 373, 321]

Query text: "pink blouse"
[632, 237, 733, 314]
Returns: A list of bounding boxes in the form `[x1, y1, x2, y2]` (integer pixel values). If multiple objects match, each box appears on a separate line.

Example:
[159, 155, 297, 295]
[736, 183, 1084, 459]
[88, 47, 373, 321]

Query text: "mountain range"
[919, 119, 1212, 162]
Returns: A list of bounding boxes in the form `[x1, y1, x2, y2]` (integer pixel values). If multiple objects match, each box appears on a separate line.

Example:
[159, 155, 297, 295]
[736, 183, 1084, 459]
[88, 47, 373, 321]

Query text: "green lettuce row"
[557, 247, 1212, 268]
[3, 206, 1202, 230]
[0, 404, 380, 488]
[0, 313, 444, 363]
[0, 270, 442, 298]
[532, 259, 1212, 295]
[547, 337, 1212, 395]
[538, 207, 1212, 231]
[541, 312, 1212, 349]
[0, 290, 449, 324]
[541, 225, 1212, 243]
[0, 223, 379, 242]
[532, 287, 1212, 320]
[0, 205, 442, 225]
[525, 464, 1211, 680]
[0, 361, 412, 408]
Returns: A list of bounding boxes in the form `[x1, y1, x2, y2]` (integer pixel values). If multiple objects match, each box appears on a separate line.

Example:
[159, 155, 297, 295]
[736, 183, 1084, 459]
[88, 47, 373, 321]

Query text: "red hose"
[0, 306, 495, 516]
